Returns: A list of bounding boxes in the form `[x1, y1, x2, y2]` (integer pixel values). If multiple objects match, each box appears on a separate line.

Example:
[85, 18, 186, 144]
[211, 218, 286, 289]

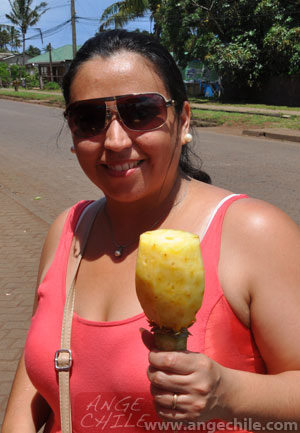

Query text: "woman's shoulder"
[191, 180, 299, 235]
[35, 207, 73, 287]
[36, 201, 92, 287]
[223, 195, 299, 239]
[220, 194, 300, 296]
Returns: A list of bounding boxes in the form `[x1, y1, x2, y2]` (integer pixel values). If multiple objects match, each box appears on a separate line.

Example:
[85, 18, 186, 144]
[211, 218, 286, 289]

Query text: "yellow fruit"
[136, 229, 205, 350]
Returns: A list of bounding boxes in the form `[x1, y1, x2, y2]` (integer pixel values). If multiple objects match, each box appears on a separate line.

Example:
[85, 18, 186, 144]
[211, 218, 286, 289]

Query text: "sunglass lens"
[118, 94, 167, 131]
[69, 102, 106, 137]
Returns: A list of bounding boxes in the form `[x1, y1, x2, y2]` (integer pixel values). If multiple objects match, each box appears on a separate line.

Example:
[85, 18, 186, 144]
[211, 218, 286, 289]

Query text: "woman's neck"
[103, 174, 189, 246]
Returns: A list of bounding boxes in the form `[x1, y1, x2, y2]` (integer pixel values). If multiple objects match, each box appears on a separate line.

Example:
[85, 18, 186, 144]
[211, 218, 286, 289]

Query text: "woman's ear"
[180, 101, 191, 146]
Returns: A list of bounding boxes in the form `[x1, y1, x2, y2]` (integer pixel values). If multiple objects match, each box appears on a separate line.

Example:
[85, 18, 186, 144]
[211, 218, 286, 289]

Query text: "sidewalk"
[0, 189, 49, 425]
[242, 127, 300, 143]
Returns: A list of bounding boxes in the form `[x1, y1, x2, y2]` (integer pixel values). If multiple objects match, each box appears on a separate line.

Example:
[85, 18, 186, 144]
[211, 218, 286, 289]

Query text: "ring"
[172, 393, 178, 410]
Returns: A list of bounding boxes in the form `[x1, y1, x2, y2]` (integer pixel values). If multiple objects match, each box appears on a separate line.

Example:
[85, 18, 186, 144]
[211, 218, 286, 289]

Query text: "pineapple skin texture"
[136, 229, 205, 332]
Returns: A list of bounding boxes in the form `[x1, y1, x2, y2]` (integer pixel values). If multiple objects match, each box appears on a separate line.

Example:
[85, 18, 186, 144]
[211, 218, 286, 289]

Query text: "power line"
[25, 19, 71, 41]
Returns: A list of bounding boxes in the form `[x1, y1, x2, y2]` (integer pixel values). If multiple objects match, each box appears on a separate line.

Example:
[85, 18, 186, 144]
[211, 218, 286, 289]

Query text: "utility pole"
[71, 0, 77, 59]
[48, 43, 54, 82]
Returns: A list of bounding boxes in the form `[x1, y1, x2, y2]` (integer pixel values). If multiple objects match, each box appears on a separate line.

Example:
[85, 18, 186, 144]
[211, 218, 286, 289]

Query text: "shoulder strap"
[201, 194, 248, 241]
[54, 198, 105, 433]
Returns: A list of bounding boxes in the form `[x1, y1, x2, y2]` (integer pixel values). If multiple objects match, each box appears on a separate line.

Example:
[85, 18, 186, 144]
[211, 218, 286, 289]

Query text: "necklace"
[104, 181, 189, 258]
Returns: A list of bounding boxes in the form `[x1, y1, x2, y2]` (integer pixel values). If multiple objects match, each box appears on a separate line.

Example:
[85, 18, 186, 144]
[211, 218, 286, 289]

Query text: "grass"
[191, 107, 300, 130]
[1, 88, 299, 130]
[189, 97, 300, 112]
[0, 88, 64, 106]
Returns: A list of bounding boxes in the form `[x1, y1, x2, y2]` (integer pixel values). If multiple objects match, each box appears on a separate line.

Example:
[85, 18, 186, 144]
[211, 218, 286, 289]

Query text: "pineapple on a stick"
[136, 229, 205, 351]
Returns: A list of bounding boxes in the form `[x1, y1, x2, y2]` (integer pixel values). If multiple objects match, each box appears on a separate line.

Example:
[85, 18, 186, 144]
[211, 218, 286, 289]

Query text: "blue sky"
[0, 0, 152, 51]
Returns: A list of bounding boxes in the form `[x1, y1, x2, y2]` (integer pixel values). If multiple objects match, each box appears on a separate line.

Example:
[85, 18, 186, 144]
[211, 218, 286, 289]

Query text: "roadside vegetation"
[0, 87, 64, 106]
[0, 87, 300, 131]
[191, 108, 300, 130]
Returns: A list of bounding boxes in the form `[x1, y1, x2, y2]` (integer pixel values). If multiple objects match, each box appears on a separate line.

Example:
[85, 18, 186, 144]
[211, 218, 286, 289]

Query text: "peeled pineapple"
[136, 229, 205, 350]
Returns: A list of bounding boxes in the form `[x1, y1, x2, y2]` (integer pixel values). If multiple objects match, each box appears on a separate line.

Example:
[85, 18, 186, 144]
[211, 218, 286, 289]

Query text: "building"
[26, 45, 81, 85]
[0, 52, 30, 65]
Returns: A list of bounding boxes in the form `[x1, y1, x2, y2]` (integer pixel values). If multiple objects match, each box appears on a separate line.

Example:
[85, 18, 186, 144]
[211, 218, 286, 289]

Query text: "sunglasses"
[64, 92, 176, 138]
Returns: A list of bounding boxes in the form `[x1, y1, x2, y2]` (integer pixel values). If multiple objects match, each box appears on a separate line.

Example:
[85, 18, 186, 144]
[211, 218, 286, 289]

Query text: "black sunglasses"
[64, 92, 176, 138]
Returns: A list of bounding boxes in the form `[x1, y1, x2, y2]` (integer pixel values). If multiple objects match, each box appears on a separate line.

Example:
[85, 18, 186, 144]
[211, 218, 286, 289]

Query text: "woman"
[2, 30, 300, 433]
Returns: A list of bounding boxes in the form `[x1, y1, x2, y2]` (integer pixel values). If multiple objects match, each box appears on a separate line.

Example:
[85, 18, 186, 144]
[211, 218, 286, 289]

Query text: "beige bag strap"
[54, 198, 105, 433]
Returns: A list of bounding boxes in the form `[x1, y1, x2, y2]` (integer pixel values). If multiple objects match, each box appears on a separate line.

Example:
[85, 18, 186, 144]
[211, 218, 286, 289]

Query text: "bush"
[44, 81, 61, 91]
[25, 72, 39, 88]
[10, 64, 26, 81]
[0, 63, 10, 87]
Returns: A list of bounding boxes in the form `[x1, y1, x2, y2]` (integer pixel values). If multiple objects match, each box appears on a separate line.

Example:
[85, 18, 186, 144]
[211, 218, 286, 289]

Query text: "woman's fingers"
[147, 352, 224, 423]
[148, 349, 205, 375]
[147, 365, 189, 392]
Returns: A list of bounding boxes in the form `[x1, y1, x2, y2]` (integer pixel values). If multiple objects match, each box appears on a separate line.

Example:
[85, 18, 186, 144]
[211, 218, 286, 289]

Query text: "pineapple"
[136, 229, 205, 350]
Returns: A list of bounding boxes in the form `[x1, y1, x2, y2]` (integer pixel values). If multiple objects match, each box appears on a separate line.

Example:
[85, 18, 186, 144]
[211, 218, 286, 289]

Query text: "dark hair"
[62, 30, 211, 183]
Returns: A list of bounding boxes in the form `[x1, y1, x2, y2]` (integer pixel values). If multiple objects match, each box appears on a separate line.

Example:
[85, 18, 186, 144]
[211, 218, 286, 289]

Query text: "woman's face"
[68, 51, 190, 204]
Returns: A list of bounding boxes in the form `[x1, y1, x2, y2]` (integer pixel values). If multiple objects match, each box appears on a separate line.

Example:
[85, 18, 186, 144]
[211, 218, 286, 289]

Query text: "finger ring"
[172, 393, 178, 410]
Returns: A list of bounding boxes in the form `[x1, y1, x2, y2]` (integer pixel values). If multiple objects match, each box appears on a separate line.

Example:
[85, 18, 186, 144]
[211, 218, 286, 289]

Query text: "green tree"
[5, 0, 48, 65]
[0, 63, 10, 86]
[160, 0, 300, 95]
[25, 44, 41, 57]
[99, 0, 162, 38]
[8, 25, 21, 52]
[0, 26, 11, 51]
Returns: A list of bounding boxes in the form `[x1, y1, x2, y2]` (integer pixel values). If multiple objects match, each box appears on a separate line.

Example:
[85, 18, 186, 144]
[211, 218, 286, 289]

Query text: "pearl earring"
[70, 146, 76, 153]
[184, 133, 193, 143]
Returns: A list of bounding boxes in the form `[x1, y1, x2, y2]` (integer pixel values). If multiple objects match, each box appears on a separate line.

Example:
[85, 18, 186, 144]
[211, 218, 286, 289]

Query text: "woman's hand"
[147, 349, 225, 423]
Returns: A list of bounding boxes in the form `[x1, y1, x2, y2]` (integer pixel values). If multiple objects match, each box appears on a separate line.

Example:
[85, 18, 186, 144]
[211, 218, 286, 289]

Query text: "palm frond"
[100, 0, 150, 30]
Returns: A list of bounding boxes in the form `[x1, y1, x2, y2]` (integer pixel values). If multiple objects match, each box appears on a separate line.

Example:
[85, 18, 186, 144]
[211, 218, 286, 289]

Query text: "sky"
[0, 0, 152, 51]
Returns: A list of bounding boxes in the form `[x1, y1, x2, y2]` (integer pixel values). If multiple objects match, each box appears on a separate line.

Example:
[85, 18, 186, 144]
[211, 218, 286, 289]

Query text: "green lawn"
[0, 88, 64, 106]
[191, 108, 300, 130]
[189, 97, 300, 112]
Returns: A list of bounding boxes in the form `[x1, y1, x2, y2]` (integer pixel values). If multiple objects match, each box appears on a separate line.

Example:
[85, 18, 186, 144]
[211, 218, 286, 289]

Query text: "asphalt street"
[0, 98, 299, 426]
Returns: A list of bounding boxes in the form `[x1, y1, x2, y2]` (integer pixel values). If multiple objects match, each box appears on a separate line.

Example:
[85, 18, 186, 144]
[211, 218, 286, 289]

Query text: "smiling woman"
[2, 29, 300, 433]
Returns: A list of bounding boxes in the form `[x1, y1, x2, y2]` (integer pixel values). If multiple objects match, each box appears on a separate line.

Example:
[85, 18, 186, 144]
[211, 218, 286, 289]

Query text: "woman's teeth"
[108, 161, 140, 171]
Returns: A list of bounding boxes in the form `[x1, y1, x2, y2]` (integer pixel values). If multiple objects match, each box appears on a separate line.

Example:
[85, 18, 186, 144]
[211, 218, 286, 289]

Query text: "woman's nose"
[103, 112, 133, 152]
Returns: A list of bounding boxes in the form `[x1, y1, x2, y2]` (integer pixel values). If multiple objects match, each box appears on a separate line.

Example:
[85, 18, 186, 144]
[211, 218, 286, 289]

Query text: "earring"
[184, 133, 193, 143]
[70, 146, 76, 153]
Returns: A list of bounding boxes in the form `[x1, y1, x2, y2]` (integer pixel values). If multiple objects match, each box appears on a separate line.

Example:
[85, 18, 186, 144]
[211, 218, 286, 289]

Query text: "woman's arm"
[146, 199, 300, 430]
[1, 353, 51, 433]
[1, 208, 71, 433]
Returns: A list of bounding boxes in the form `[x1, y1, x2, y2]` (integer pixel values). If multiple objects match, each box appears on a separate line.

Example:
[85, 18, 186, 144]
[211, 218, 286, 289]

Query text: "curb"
[243, 129, 300, 143]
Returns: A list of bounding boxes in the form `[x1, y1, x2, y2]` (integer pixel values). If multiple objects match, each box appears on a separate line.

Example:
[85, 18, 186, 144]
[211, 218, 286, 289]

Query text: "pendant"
[114, 246, 123, 257]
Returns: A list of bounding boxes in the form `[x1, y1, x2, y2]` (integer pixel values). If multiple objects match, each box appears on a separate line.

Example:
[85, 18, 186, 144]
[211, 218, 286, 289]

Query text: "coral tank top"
[24, 194, 266, 433]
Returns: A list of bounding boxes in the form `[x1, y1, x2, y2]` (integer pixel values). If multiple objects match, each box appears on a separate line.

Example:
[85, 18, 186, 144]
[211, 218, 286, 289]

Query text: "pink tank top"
[25, 194, 266, 433]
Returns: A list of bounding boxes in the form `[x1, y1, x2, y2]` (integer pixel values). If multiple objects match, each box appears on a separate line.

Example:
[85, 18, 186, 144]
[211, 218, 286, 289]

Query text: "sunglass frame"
[64, 92, 176, 137]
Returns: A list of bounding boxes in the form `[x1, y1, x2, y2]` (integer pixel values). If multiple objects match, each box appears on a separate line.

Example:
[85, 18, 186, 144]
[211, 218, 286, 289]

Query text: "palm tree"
[8, 26, 21, 52]
[99, 0, 162, 38]
[5, 0, 48, 65]
[0, 26, 11, 51]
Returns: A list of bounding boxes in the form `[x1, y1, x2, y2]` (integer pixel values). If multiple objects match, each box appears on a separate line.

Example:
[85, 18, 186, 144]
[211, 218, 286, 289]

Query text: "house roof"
[0, 52, 17, 60]
[26, 45, 81, 64]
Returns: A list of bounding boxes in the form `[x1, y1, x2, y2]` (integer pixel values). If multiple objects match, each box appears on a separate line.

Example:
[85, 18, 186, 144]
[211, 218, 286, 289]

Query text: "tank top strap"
[40, 200, 93, 293]
[201, 193, 248, 252]
[199, 193, 249, 312]
[190, 194, 249, 351]
[56, 200, 94, 258]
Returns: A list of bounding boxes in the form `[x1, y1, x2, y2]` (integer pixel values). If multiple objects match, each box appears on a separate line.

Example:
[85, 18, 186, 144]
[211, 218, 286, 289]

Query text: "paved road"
[0, 99, 299, 426]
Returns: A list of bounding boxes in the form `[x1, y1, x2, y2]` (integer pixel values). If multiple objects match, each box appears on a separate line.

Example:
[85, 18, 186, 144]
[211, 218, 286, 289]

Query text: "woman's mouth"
[102, 160, 143, 176]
